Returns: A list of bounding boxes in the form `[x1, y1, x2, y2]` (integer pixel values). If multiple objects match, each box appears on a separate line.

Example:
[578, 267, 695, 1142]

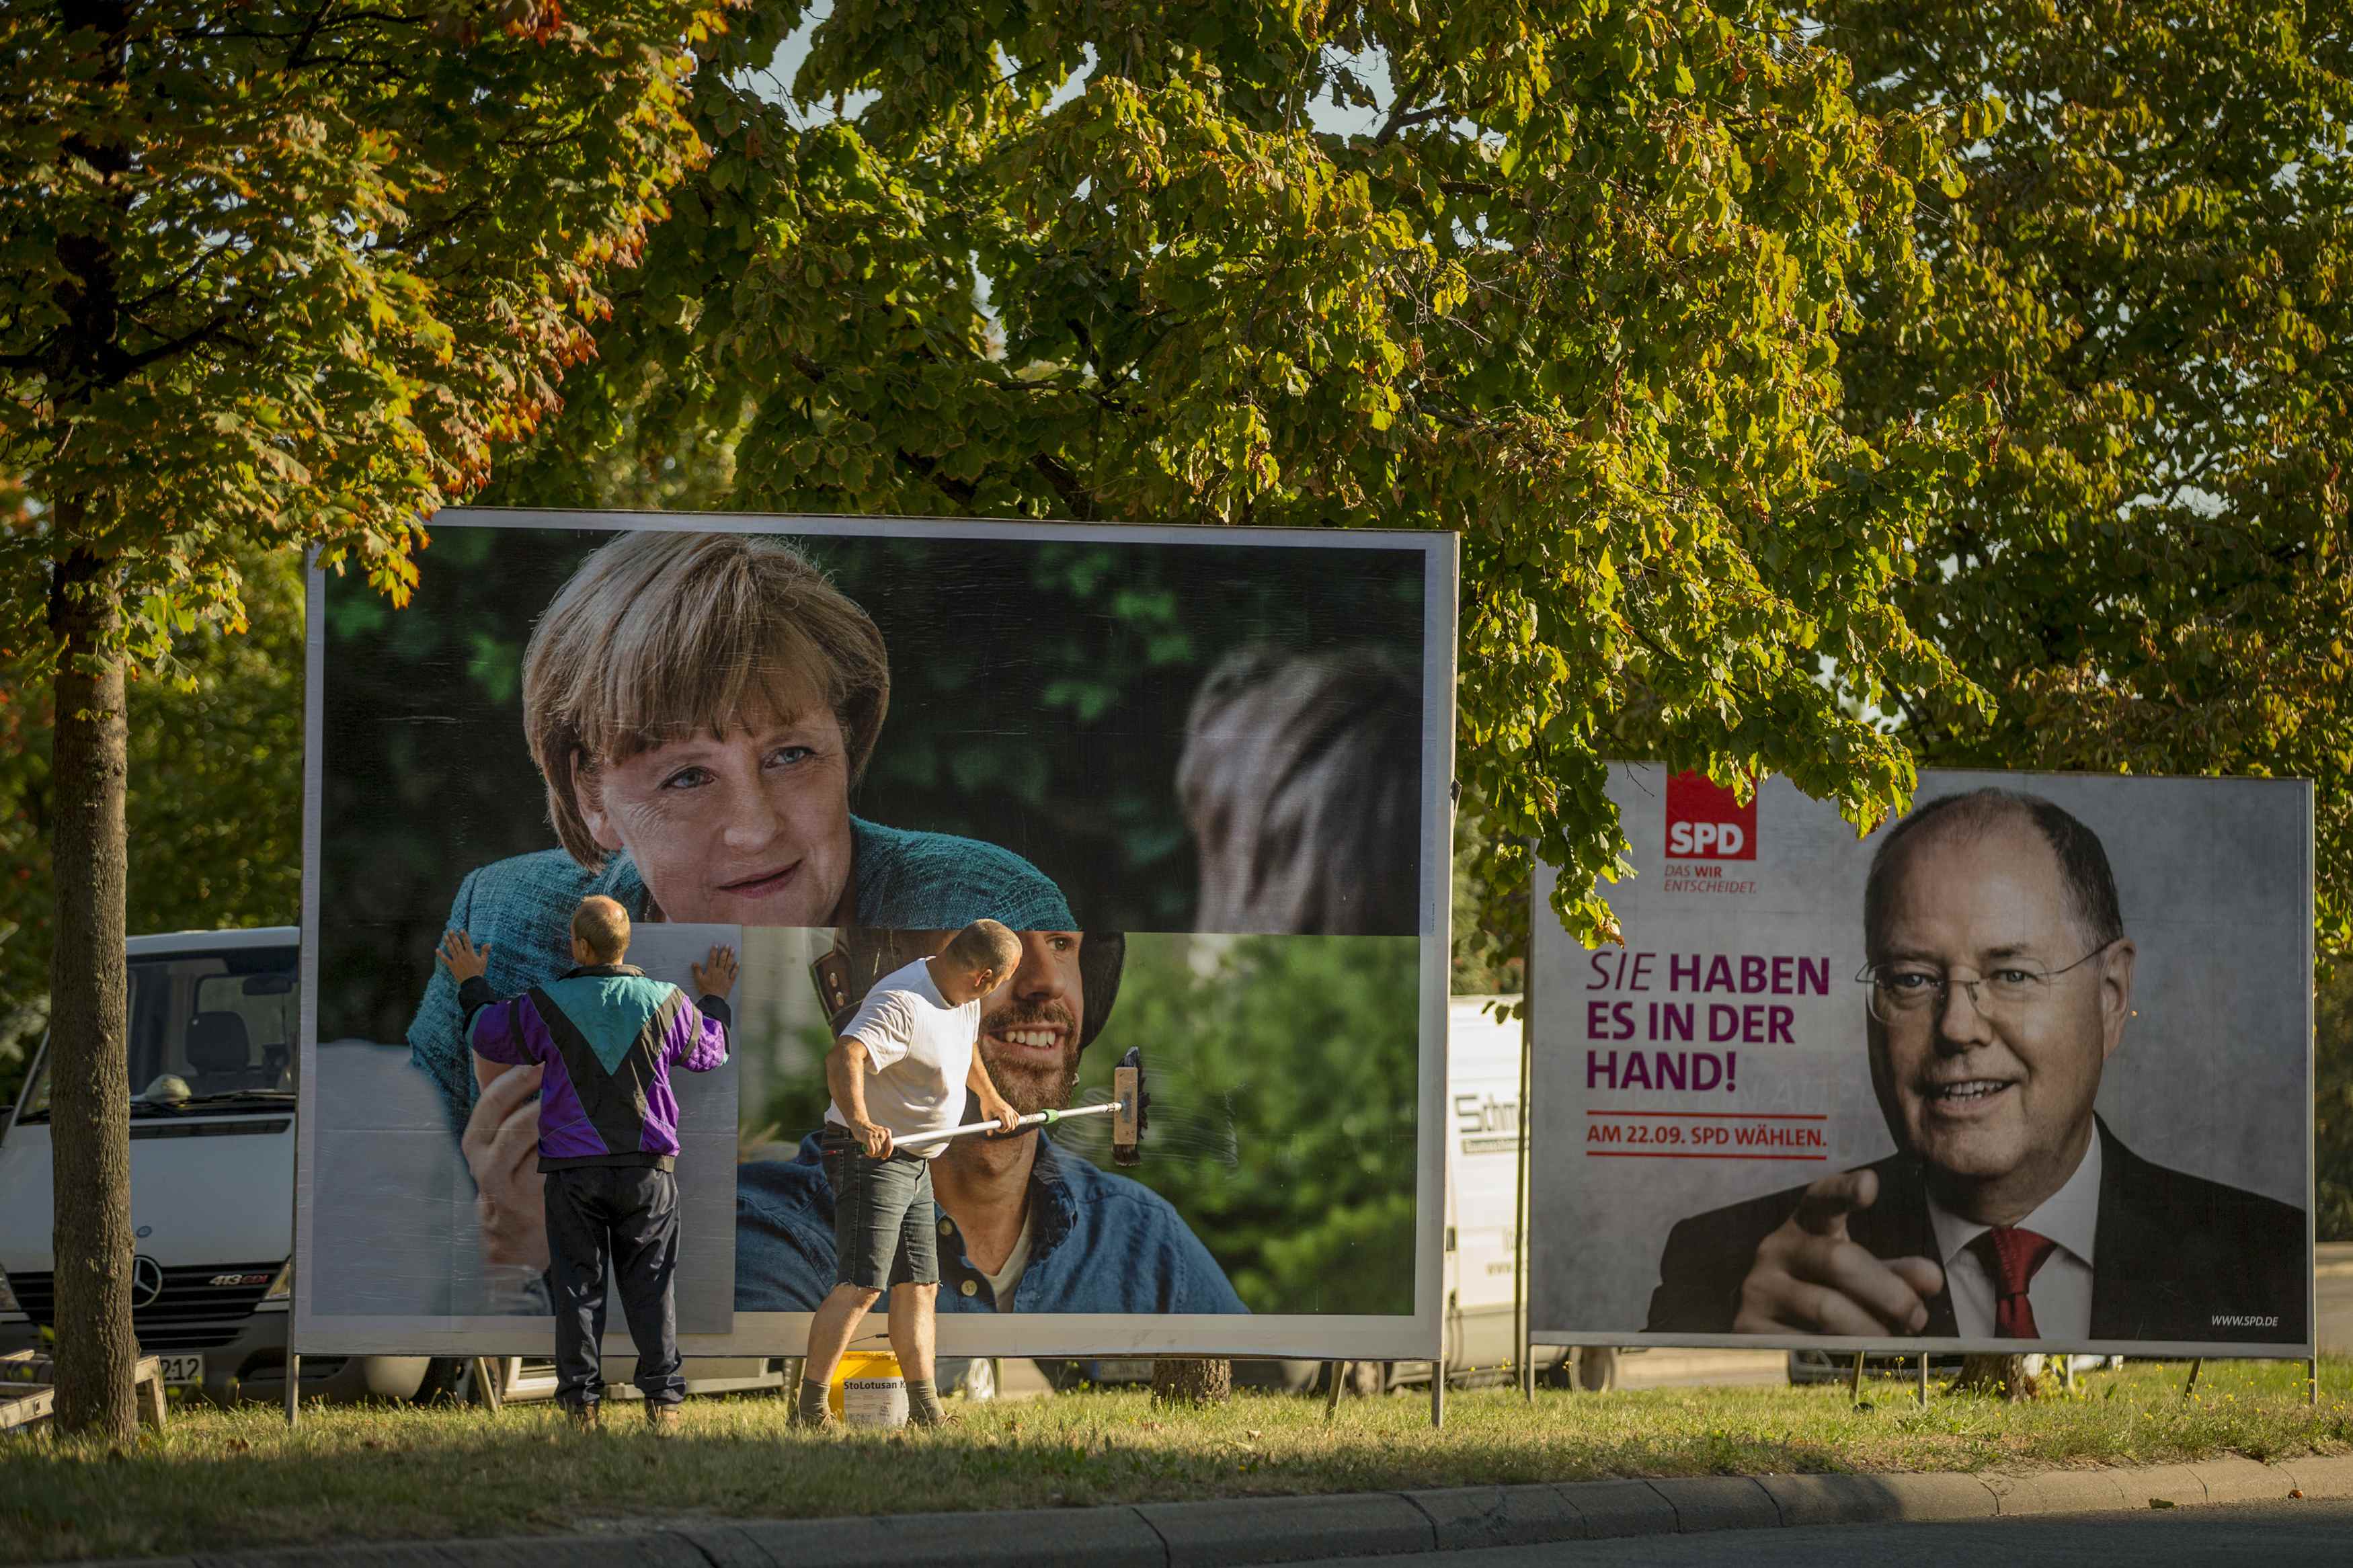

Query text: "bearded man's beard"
[980, 1001, 1081, 1115]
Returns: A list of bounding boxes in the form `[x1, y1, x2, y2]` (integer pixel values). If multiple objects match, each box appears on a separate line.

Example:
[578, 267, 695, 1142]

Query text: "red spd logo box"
[1665, 772, 1756, 860]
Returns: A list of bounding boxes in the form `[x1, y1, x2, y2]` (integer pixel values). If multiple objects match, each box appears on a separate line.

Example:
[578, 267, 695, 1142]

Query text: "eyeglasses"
[1856, 940, 2118, 1027]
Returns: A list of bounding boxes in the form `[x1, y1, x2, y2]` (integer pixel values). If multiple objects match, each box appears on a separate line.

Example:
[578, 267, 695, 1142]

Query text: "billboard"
[296, 511, 1455, 1360]
[1529, 766, 2315, 1358]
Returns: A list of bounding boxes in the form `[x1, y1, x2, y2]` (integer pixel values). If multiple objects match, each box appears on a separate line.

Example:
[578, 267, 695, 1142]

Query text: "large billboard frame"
[294, 507, 1459, 1362]
[1525, 763, 2318, 1362]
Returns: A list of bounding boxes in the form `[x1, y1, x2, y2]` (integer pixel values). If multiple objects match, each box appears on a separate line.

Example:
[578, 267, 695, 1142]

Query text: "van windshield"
[18, 946, 300, 1122]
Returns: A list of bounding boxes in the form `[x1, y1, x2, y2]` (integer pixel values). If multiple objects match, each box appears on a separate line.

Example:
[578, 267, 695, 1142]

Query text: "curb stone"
[2130, 1464, 2210, 1509]
[670, 1522, 787, 1568]
[63, 1455, 2353, 1568]
[448, 1539, 711, 1568]
[1984, 1468, 2134, 1516]
[1644, 1475, 1780, 1532]
[2193, 1454, 2299, 1504]
[1560, 1478, 1678, 1538]
[1135, 1493, 1435, 1567]
[2276, 1452, 2353, 1498]
[724, 1505, 1166, 1568]
[1405, 1485, 1589, 1549]
[1754, 1471, 1995, 1526]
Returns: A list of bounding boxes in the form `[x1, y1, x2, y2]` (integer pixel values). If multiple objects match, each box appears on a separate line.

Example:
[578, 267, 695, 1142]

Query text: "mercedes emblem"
[130, 1255, 165, 1310]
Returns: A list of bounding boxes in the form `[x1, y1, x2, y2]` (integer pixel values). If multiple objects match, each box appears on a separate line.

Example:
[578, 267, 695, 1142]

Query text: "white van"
[1437, 994, 1525, 1374]
[1339, 995, 1598, 1394]
[0, 927, 452, 1404]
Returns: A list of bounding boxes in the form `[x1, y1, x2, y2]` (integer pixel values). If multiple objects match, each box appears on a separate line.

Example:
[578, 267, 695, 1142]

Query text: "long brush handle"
[888, 1100, 1119, 1153]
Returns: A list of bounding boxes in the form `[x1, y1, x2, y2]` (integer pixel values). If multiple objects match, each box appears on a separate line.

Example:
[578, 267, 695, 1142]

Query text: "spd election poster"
[1529, 765, 2315, 1358]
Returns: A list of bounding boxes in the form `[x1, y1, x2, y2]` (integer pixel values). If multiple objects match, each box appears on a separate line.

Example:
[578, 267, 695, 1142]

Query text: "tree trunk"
[1955, 1353, 2034, 1401]
[47, 547, 137, 1442]
[1150, 1358, 1232, 1407]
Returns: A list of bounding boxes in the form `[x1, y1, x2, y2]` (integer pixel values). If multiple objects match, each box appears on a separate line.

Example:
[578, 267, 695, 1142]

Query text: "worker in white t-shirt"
[795, 919, 1023, 1428]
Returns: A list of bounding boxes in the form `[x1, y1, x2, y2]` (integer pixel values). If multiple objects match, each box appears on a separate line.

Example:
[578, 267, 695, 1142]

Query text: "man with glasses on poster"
[1646, 789, 2307, 1345]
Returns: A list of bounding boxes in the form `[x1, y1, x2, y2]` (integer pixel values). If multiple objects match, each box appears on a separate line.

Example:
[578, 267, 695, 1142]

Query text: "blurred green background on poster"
[729, 930, 1421, 1318]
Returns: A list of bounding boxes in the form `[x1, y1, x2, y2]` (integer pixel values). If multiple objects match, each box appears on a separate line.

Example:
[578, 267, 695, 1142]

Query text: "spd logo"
[1665, 772, 1755, 860]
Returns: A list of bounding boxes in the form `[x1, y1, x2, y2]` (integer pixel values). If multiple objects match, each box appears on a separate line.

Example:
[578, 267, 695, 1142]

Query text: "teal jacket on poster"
[406, 816, 1072, 1134]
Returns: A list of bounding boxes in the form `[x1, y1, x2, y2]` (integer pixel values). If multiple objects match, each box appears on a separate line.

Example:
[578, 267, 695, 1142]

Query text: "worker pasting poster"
[1528, 764, 2315, 1359]
[295, 511, 1454, 1362]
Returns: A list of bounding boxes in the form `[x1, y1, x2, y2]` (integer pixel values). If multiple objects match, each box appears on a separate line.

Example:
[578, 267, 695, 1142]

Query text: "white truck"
[1381, 995, 1601, 1391]
[1311, 995, 1601, 1396]
[1436, 994, 1537, 1379]
[0, 927, 456, 1404]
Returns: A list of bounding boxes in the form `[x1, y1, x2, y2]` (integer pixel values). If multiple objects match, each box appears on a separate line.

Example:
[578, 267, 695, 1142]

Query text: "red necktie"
[1975, 1225, 2059, 1338]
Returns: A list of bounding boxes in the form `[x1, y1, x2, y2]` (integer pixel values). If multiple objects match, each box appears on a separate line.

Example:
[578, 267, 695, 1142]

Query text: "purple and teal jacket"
[458, 964, 729, 1171]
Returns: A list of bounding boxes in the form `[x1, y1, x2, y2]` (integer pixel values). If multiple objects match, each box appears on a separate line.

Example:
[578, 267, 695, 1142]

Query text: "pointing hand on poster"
[1732, 1169, 1946, 1337]
[462, 1063, 549, 1272]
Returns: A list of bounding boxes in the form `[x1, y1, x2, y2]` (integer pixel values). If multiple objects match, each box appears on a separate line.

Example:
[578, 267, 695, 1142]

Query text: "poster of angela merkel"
[1529, 765, 2315, 1360]
[294, 511, 1456, 1366]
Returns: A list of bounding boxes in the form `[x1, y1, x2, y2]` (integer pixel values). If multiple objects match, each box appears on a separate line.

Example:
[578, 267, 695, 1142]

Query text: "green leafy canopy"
[487, 0, 1996, 947]
[1824, 0, 2353, 952]
[1, 0, 738, 661]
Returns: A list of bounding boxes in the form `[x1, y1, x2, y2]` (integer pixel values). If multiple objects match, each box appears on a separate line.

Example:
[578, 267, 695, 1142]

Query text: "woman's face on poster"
[575, 693, 856, 927]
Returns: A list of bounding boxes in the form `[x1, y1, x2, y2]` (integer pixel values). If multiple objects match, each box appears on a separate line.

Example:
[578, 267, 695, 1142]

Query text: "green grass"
[3, 1359, 2350, 1564]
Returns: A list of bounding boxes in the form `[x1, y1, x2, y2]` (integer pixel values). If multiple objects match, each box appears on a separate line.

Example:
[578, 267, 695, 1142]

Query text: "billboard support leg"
[1516, 950, 1535, 1405]
[2310, 1356, 2319, 1407]
[471, 1357, 504, 1415]
[1848, 1350, 1864, 1405]
[2181, 1358, 2202, 1401]
[1324, 1363, 1347, 1423]
[1918, 1354, 1928, 1408]
[286, 994, 301, 1430]
[1430, 1362, 1444, 1429]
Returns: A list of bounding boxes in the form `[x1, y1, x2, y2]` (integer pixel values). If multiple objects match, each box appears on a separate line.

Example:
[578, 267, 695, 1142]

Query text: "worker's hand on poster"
[1731, 1169, 1944, 1336]
[851, 1118, 895, 1159]
[438, 930, 491, 984]
[463, 1063, 549, 1272]
[691, 944, 738, 1001]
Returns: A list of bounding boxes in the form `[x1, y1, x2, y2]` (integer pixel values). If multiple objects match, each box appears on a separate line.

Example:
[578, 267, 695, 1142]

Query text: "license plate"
[155, 1354, 205, 1386]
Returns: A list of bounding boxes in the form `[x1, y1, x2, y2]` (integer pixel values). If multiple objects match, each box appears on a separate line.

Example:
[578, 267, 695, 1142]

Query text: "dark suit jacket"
[1644, 1122, 2308, 1346]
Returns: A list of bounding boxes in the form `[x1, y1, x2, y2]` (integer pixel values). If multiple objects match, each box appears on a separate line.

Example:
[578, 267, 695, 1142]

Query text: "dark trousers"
[543, 1164, 683, 1408]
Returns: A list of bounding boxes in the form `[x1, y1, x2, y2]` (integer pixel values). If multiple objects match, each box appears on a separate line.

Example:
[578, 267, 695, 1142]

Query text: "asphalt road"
[1300, 1499, 2353, 1567]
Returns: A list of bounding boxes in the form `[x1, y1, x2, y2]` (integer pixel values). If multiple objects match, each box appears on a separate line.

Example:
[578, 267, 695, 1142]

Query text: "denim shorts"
[821, 1126, 940, 1290]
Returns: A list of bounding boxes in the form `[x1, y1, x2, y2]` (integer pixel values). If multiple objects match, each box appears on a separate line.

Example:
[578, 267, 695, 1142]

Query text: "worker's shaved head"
[943, 918, 1022, 981]
[571, 895, 631, 964]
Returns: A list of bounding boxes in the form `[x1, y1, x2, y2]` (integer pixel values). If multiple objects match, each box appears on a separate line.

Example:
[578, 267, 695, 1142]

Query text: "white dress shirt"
[1927, 1134, 2102, 1342]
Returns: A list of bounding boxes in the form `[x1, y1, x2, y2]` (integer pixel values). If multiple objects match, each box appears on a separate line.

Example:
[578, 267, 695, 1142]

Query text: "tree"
[1, 0, 731, 1439]
[0, 545, 307, 1114]
[1150, 1358, 1233, 1408]
[1821, 0, 2353, 954]
[2321, 960, 2352, 1239]
[486, 0, 1992, 954]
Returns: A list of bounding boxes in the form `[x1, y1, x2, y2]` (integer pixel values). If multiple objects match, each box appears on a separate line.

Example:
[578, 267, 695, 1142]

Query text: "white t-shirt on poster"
[825, 956, 978, 1160]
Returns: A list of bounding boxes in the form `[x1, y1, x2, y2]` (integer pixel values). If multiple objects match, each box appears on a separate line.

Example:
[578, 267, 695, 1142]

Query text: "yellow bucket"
[829, 1350, 908, 1427]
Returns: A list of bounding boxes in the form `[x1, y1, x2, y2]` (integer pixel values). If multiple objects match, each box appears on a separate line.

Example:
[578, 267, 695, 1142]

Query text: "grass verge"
[3, 1358, 2349, 1563]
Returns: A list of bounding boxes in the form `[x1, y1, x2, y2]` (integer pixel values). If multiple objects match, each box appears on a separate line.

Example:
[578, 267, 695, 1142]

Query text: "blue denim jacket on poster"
[406, 816, 1075, 1135]
[735, 1131, 1249, 1315]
